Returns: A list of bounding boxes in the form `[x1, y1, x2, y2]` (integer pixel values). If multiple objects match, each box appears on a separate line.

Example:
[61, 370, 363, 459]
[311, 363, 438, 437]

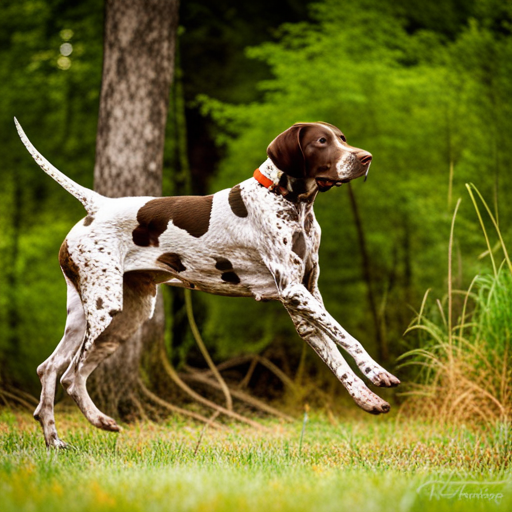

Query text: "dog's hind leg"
[61, 271, 157, 432]
[34, 277, 86, 448]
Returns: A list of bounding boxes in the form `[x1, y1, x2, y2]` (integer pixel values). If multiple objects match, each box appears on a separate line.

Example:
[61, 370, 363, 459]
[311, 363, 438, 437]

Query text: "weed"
[400, 186, 512, 425]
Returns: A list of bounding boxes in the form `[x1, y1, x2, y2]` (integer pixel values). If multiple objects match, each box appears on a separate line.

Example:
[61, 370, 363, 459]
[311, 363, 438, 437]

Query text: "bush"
[400, 186, 512, 424]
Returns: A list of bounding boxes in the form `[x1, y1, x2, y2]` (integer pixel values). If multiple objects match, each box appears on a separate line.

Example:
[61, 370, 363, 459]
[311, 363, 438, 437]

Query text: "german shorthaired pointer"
[15, 119, 400, 448]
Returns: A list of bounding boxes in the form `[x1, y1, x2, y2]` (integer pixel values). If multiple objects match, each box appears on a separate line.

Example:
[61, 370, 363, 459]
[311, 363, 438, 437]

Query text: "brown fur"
[215, 257, 234, 271]
[59, 240, 81, 291]
[228, 185, 248, 218]
[157, 252, 186, 272]
[132, 196, 214, 246]
[123, 271, 157, 297]
[292, 231, 307, 259]
[267, 122, 370, 188]
[221, 271, 241, 284]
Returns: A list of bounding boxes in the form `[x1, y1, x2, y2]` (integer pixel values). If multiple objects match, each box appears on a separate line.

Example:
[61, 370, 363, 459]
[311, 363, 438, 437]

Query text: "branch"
[191, 354, 297, 393]
[159, 341, 269, 430]
[185, 289, 233, 411]
[183, 370, 294, 422]
[137, 378, 226, 430]
[0, 389, 35, 410]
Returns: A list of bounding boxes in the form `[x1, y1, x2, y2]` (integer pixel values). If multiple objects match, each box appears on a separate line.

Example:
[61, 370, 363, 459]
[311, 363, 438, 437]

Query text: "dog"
[15, 119, 400, 448]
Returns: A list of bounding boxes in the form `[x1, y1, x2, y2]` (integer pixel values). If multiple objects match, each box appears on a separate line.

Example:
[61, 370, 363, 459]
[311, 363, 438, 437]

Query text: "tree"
[89, 0, 179, 417]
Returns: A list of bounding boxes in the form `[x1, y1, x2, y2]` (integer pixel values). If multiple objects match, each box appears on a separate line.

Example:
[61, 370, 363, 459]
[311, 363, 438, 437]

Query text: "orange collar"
[253, 168, 274, 189]
[253, 168, 290, 197]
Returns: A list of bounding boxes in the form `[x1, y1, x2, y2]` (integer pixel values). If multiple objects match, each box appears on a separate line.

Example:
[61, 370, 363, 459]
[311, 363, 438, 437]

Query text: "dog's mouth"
[316, 178, 350, 191]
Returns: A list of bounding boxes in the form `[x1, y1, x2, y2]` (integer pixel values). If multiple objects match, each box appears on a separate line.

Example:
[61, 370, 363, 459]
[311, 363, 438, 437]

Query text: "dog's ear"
[267, 124, 308, 178]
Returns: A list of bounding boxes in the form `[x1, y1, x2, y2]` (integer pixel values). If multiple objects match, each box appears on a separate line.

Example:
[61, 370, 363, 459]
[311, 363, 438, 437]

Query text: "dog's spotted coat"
[15, 119, 400, 448]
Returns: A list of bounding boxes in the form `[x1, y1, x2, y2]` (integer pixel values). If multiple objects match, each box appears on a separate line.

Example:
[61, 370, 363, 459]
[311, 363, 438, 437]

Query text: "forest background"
[0, 0, 511, 416]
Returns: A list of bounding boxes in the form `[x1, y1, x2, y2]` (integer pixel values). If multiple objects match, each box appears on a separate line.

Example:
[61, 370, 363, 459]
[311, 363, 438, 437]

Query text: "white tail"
[14, 118, 104, 216]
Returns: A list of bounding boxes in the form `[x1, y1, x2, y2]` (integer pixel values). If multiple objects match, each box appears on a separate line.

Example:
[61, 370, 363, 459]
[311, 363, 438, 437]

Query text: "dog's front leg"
[276, 279, 399, 388]
[287, 311, 391, 413]
[301, 260, 400, 388]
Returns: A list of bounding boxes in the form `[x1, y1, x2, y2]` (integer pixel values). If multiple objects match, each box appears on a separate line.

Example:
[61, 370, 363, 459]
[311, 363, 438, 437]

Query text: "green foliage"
[199, 0, 512, 363]
[475, 271, 512, 357]
[0, 0, 103, 389]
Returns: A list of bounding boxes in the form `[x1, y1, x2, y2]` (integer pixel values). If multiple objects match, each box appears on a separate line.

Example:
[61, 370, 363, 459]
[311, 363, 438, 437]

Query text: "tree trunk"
[347, 184, 387, 362]
[89, 0, 179, 418]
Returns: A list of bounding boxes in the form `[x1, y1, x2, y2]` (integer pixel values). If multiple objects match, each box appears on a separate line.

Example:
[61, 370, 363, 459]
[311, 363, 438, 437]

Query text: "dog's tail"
[14, 118, 105, 215]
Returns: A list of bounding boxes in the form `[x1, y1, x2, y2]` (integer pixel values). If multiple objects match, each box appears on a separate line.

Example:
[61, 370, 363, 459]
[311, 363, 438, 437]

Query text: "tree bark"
[89, 0, 179, 418]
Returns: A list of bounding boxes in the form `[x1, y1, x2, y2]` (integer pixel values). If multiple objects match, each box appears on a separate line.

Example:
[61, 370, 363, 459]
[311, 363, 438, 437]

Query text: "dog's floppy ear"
[267, 124, 308, 178]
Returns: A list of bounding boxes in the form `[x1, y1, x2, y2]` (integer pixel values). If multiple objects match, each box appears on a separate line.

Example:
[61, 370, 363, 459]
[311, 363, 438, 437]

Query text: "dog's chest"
[275, 202, 319, 284]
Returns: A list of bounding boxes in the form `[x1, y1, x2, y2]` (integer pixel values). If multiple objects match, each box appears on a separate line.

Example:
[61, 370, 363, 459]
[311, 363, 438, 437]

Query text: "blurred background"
[0, 0, 511, 423]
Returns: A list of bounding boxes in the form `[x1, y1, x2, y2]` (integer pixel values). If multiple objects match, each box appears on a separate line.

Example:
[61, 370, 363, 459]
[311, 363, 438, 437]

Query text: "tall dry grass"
[399, 184, 512, 425]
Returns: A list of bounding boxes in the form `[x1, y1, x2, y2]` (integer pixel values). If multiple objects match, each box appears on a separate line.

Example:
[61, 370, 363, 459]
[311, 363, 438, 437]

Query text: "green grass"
[399, 187, 512, 424]
[1, 408, 511, 512]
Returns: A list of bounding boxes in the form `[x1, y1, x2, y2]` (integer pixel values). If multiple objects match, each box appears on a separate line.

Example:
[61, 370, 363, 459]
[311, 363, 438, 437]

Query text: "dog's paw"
[87, 411, 123, 432]
[351, 384, 391, 414]
[361, 365, 400, 387]
[46, 436, 69, 450]
[95, 414, 122, 432]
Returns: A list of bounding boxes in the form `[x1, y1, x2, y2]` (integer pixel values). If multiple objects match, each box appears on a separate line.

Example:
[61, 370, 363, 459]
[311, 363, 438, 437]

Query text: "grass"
[400, 267, 512, 423]
[1, 408, 512, 512]
[399, 186, 512, 424]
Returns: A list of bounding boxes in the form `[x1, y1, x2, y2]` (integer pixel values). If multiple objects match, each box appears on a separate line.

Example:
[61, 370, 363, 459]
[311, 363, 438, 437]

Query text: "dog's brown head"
[267, 122, 372, 192]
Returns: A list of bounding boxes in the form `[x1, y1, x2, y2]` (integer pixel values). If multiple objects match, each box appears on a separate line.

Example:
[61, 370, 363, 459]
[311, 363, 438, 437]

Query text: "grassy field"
[1, 407, 511, 512]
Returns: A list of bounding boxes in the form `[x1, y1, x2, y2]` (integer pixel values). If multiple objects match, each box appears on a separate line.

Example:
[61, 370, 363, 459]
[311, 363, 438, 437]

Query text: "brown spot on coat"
[304, 212, 314, 235]
[302, 259, 316, 291]
[157, 253, 186, 272]
[274, 268, 289, 289]
[221, 271, 241, 284]
[133, 196, 213, 247]
[228, 185, 248, 218]
[292, 231, 307, 259]
[215, 257, 233, 271]
[123, 271, 157, 297]
[59, 240, 80, 291]
[96, 297, 104, 310]
[83, 216, 94, 226]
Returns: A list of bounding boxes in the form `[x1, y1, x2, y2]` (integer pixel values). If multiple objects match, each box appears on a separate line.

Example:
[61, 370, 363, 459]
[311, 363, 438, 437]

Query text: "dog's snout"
[354, 150, 372, 166]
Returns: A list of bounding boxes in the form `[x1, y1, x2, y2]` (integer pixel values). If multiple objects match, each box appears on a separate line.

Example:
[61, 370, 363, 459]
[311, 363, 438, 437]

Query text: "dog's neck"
[257, 158, 318, 204]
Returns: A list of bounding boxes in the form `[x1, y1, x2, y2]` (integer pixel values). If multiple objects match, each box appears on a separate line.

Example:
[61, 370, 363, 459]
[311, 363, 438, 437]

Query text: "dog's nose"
[354, 150, 372, 166]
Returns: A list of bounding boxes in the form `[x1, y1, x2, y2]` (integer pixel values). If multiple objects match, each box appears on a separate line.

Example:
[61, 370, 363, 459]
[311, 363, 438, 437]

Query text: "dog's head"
[267, 122, 372, 192]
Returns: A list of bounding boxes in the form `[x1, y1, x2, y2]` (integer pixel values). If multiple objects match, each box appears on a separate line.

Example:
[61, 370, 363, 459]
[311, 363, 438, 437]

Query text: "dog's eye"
[340, 135, 347, 142]
[319, 138, 327, 143]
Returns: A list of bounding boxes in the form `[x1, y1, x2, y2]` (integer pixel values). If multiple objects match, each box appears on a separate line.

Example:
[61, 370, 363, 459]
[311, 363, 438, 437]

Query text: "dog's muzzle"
[316, 178, 351, 191]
